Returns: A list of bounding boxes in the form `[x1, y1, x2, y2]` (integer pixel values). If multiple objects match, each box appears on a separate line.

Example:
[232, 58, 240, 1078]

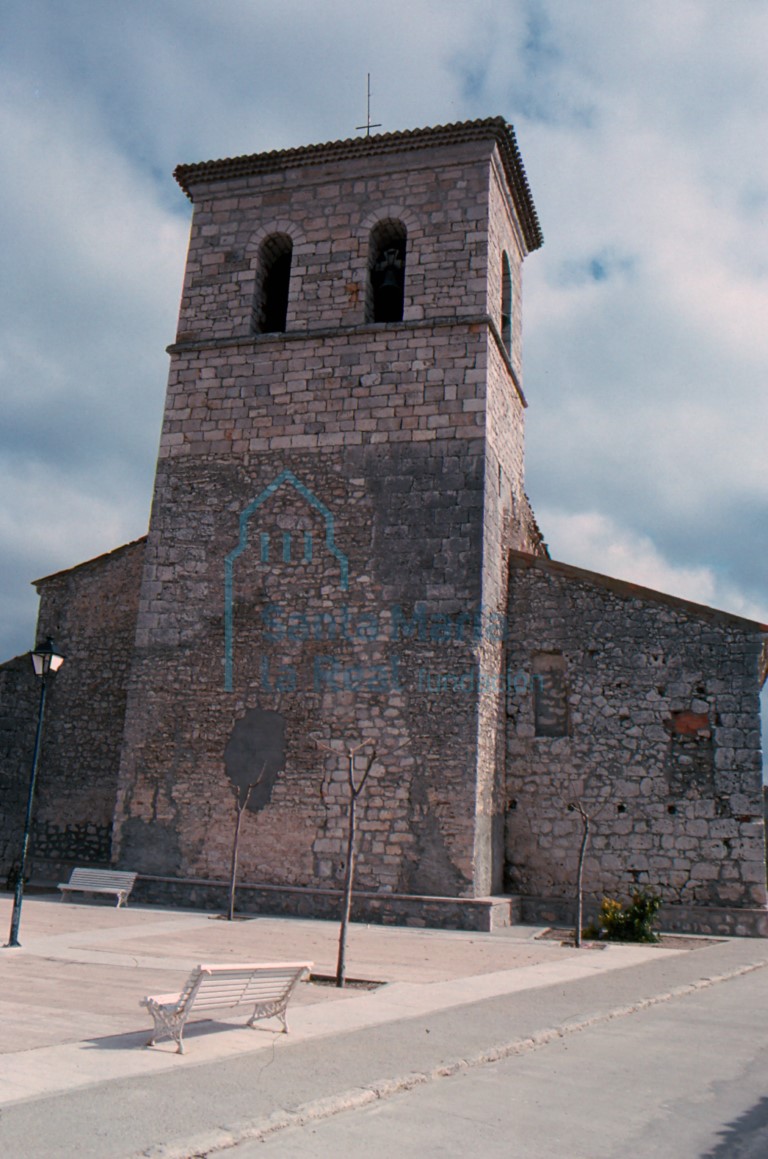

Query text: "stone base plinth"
[519, 894, 768, 939]
[131, 875, 521, 932]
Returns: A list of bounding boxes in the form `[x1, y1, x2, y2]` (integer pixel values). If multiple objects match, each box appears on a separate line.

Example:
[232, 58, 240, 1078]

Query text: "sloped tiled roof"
[174, 117, 543, 252]
[509, 549, 768, 634]
[33, 537, 147, 587]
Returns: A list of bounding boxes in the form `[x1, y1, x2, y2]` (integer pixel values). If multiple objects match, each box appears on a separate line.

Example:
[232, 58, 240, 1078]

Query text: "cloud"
[540, 508, 768, 625]
[512, 11, 768, 639]
[0, 0, 765, 756]
[0, 41, 190, 657]
[0, 81, 187, 457]
[0, 456, 147, 657]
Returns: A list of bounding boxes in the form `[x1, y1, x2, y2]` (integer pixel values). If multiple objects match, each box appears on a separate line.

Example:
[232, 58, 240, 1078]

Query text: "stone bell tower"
[112, 118, 545, 925]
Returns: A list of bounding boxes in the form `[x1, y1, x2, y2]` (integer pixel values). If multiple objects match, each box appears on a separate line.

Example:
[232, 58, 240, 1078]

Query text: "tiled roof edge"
[33, 536, 147, 587]
[174, 117, 543, 252]
[508, 549, 768, 633]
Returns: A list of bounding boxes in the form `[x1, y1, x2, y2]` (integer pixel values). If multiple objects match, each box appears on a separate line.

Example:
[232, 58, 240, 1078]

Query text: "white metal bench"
[140, 961, 313, 1054]
[57, 868, 137, 907]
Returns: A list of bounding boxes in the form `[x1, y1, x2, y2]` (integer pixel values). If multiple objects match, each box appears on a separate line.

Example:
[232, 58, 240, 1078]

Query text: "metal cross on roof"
[355, 73, 382, 137]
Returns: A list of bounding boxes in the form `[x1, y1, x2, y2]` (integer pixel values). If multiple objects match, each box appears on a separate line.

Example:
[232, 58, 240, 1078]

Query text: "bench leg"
[144, 1006, 186, 1054]
[247, 999, 289, 1033]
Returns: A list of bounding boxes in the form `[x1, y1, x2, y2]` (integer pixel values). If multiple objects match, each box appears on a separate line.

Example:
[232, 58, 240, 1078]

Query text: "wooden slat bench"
[57, 868, 137, 908]
[140, 961, 313, 1054]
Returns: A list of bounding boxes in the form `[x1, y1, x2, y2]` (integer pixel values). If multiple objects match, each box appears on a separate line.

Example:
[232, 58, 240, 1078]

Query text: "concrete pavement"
[0, 894, 767, 1157]
[230, 965, 768, 1158]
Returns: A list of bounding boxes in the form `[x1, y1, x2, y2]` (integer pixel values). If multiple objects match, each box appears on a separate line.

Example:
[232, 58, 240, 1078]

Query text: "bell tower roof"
[174, 116, 543, 254]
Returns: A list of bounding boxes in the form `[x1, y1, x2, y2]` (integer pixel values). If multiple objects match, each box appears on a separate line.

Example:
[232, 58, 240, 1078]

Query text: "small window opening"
[367, 220, 406, 323]
[254, 234, 292, 334]
[501, 252, 513, 356]
[532, 652, 569, 738]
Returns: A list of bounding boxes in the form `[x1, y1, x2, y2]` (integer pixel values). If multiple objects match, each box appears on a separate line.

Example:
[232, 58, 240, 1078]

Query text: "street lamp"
[5, 637, 65, 948]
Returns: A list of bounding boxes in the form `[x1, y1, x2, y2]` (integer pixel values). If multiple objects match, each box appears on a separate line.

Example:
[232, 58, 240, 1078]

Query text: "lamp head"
[31, 637, 65, 677]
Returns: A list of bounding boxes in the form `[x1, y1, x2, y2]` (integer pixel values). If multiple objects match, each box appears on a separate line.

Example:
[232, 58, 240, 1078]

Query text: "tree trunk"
[336, 789, 357, 988]
[227, 780, 260, 921]
[575, 807, 590, 948]
[228, 800, 245, 921]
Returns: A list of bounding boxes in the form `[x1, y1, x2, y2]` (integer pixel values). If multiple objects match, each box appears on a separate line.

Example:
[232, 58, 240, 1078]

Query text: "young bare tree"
[566, 798, 591, 948]
[227, 763, 268, 921]
[562, 789, 611, 947]
[312, 734, 407, 988]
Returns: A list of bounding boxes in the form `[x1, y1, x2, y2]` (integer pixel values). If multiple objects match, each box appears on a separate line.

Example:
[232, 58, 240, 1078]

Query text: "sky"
[1, 3, 767, 715]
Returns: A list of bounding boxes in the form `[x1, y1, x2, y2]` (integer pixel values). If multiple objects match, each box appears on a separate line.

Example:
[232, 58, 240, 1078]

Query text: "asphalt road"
[229, 965, 768, 1158]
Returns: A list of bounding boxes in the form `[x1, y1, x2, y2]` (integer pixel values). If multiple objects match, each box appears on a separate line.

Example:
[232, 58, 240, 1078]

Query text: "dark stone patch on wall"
[355, 442, 485, 604]
[224, 707, 285, 811]
[0, 656, 42, 875]
[32, 821, 111, 864]
[400, 760, 471, 897]
[118, 818, 184, 876]
[532, 652, 569, 737]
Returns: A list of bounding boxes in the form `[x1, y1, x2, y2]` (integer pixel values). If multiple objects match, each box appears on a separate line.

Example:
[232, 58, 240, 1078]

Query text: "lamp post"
[5, 637, 65, 948]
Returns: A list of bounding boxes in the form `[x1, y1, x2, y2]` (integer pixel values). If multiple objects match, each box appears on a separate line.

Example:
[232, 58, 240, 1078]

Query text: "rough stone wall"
[486, 151, 525, 385]
[470, 154, 536, 894]
[113, 135, 537, 901]
[0, 540, 144, 880]
[114, 436, 488, 894]
[505, 553, 767, 911]
[0, 656, 41, 881]
[19, 541, 144, 874]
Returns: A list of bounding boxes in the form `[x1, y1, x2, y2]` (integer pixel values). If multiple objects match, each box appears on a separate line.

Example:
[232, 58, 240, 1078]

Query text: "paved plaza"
[1, 895, 767, 1157]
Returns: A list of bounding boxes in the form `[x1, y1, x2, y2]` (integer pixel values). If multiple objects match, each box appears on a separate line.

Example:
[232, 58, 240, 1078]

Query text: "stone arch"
[246, 219, 306, 255]
[253, 233, 292, 333]
[354, 208, 421, 324]
[366, 219, 408, 323]
[246, 221, 306, 334]
[359, 205, 421, 237]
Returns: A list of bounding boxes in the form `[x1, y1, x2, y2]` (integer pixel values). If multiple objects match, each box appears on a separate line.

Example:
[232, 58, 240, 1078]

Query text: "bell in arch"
[372, 244, 405, 323]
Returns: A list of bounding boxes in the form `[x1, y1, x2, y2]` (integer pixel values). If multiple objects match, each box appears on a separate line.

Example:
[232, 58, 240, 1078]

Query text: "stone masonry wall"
[0, 655, 41, 882]
[114, 423, 493, 896]
[470, 153, 536, 893]
[0, 541, 144, 880]
[26, 541, 145, 873]
[113, 133, 538, 902]
[174, 139, 498, 343]
[505, 553, 767, 911]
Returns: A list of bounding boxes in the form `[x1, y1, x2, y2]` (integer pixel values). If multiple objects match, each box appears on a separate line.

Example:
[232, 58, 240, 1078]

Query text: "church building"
[2, 118, 766, 935]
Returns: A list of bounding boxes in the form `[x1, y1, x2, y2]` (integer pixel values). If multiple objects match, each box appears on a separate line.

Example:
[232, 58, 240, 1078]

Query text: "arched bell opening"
[501, 251, 513, 357]
[366, 220, 407, 323]
[253, 233, 293, 334]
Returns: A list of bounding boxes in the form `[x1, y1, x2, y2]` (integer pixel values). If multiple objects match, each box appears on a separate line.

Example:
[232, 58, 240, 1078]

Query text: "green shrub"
[587, 890, 662, 943]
